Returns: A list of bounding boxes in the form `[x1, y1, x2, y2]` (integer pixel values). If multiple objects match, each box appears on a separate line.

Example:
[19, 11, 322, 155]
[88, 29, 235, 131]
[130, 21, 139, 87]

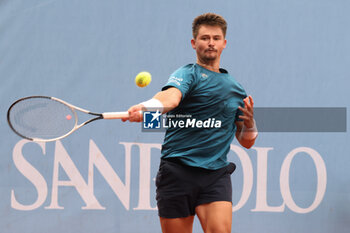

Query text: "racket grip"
[102, 111, 129, 119]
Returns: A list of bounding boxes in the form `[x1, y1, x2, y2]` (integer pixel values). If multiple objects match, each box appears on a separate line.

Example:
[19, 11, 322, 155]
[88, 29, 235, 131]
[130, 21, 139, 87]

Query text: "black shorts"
[155, 158, 236, 218]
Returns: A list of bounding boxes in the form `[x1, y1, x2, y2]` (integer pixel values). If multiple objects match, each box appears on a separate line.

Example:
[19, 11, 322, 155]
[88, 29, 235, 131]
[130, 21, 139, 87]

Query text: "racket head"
[7, 96, 79, 142]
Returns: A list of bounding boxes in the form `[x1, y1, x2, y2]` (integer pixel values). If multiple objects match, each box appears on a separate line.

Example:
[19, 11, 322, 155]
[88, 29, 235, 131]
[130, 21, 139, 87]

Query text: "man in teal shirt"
[124, 13, 257, 233]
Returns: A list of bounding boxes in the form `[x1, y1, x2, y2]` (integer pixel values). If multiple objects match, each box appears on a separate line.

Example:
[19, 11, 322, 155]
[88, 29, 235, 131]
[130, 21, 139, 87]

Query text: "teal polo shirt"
[161, 63, 247, 170]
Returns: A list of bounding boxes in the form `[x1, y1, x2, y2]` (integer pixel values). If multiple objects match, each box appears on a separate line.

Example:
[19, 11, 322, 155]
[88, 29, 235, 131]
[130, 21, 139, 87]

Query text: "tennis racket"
[7, 96, 129, 142]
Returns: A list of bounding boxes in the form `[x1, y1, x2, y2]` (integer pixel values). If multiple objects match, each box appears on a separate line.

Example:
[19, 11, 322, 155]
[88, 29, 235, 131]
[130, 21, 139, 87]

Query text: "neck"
[196, 58, 221, 73]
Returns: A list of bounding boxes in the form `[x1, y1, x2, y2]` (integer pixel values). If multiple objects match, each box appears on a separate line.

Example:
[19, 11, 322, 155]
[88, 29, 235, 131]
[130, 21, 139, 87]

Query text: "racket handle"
[102, 111, 129, 119]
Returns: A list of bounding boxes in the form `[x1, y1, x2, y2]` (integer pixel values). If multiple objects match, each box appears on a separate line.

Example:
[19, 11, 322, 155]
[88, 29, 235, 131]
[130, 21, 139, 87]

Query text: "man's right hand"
[121, 104, 144, 122]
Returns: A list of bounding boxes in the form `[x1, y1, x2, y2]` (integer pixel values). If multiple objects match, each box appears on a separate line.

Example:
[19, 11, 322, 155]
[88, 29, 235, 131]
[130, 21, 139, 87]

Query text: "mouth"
[205, 49, 217, 52]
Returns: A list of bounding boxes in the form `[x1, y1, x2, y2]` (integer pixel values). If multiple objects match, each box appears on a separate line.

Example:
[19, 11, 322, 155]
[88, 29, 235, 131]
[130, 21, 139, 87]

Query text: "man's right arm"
[123, 87, 182, 122]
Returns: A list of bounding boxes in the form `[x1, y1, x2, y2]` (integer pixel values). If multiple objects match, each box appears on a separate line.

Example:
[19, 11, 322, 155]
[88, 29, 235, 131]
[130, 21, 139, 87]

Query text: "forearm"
[125, 87, 182, 122]
[236, 120, 258, 149]
[145, 87, 182, 113]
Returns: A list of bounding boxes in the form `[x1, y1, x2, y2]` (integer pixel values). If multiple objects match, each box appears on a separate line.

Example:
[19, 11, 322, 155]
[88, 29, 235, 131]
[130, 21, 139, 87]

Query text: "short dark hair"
[192, 13, 227, 39]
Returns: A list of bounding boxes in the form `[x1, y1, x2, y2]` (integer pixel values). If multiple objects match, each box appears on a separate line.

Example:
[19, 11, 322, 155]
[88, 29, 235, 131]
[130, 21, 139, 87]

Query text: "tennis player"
[123, 13, 257, 233]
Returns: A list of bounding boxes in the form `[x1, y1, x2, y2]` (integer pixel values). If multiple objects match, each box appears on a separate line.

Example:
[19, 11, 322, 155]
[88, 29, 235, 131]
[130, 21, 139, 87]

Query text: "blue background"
[1, 0, 349, 232]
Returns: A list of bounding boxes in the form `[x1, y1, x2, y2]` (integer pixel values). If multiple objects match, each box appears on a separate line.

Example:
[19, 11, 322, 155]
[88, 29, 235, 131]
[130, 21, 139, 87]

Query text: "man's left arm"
[235, 96, 258, 149]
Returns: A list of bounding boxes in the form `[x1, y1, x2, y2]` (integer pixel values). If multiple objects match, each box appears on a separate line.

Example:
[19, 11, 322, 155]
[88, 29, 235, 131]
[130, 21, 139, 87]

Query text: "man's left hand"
[238, 95, 255, 128]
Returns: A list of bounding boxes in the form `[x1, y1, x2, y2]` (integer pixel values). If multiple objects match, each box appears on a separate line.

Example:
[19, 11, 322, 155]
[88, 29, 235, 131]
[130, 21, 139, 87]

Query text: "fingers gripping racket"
[7, 96, 129, 142]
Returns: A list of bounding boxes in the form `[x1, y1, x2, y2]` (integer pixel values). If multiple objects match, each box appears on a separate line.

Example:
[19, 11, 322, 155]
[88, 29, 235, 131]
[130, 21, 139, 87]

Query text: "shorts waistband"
[162, 157, 185, 166]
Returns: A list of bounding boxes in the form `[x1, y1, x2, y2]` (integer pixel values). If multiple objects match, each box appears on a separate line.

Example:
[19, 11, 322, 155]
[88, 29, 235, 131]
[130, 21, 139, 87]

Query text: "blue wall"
[1, 0, 349, 232]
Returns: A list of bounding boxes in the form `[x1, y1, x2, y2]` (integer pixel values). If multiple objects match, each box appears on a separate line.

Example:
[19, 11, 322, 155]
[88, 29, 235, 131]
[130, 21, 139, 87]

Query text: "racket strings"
[8, 97, 76, 140]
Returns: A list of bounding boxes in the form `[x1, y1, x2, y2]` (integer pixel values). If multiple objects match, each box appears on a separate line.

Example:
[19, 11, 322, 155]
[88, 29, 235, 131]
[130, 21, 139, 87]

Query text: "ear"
[191, 38, 196, 49]
[223, 39, 227, 49]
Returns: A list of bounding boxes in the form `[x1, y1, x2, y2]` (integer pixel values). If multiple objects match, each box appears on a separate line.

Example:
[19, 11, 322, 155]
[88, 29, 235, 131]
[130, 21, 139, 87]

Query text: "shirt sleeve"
[162, 65, 195, 101]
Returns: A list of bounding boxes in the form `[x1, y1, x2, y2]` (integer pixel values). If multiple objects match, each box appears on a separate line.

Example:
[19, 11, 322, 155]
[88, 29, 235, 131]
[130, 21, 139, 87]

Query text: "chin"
[203, 56, 217, 61]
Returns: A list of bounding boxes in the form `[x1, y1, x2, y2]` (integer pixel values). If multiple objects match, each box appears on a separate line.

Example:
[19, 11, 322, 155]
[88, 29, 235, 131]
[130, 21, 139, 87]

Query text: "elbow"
[243, 143, 254, 149]
[239, 138, 256, 149]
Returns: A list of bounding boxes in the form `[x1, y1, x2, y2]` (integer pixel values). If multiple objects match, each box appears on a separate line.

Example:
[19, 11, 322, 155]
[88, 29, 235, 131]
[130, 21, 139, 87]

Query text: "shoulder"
[230, 75, 247, 97]
[220, 69, 247, 97]
[168, 64, 198, 83]
[171, 64, 195, 76]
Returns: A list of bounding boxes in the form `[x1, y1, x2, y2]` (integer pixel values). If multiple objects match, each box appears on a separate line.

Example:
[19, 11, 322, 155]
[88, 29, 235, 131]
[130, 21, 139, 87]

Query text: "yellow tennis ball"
[135, 71, 152, 87]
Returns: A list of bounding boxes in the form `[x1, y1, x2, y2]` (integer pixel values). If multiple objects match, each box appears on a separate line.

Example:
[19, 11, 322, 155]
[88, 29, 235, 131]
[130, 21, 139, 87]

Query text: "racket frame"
[7, 96, 128, 142]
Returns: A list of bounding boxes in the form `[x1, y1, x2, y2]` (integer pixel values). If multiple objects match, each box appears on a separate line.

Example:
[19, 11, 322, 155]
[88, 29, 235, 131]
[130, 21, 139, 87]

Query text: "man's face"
[191, 25, 227, 63]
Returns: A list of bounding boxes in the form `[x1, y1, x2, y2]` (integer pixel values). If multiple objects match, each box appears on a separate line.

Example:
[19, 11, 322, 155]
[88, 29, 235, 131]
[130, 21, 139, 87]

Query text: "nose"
[208, 38, 215, 46]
